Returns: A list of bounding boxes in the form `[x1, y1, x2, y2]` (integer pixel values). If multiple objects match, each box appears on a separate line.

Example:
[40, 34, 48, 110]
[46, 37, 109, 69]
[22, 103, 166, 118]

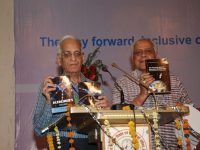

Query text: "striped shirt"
[32, 73, 105, 138]
[112, 69, 192, 149]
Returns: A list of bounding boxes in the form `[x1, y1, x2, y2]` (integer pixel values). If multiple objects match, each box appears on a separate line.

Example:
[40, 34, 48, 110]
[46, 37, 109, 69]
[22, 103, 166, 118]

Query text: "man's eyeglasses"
[134, 49, 154, 56]
[60, 51, 83, 59]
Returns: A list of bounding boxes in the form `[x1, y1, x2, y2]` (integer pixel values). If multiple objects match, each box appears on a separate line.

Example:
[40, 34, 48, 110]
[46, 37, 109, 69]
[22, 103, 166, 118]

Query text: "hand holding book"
[145, 58, 171, 93]
[94, 95, 111, 110]
[50, 76, 73, 113]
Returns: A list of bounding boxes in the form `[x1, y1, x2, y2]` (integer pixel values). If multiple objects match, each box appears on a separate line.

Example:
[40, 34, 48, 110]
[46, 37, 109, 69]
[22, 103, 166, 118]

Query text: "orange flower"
[47, 103, 76, 150]
[176, 102, 182, 106]
[183, 119, 188, 123]
[186, 145, 191, 150]
[48, 141, 54, 145]
[67, 123, 72, 127]
[47, 134, 55, 150]
[122, 106, 131, 110]
[186, 139, 190, 144]
[128, 121, 135, 126]
[177, 140, 182, 146]
[67, 117, 71, 121]
[69, 138, 74, 144]
[130, 130, 136, 137]
[49, 144, 55, 150]
[176, 118, 191, 149]
[183, 123, 189, 129]
[132, 137, 138, 144]
[47, 134, 53, 138]
[69, 147, 75, 150]
[67, 103, 73, 110]
[68, 132, 74, 137]
[177, 136, 182, 141]
[184, 129, 190, 134]
[175, 119, 181, 130]
[47, 134, 53, 140]
[129, 126, 135, 132]
[68, 103, 73, 107]
[66, 112, 70, 116]
[47, 139, 54, 143]
[133, 143, 140, 149]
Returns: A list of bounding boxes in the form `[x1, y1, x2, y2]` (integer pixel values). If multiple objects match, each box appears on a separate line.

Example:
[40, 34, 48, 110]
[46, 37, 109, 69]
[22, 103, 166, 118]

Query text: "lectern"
[69, 106, 189, 150]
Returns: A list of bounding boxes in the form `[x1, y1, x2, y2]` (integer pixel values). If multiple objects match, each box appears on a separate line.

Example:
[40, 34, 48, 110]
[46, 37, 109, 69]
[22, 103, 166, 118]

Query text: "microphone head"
[102, 66, 108, 72]
[111, 62, 117, 68]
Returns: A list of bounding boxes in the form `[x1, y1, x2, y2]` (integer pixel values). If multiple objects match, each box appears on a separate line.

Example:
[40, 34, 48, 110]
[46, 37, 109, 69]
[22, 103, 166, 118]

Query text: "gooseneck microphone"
[102, 66, 125, 104]
[102, 65, 135, 110]
[111, 62, 158, 110]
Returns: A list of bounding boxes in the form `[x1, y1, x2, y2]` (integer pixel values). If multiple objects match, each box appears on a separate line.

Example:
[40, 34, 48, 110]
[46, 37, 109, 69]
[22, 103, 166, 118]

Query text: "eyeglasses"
[60, 51, 83, 59]
[134, 49, 154, 56]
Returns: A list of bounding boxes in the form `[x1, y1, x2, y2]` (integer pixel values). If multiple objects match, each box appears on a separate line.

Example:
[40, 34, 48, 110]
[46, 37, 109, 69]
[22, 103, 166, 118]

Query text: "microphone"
[102, 66, 134, 110]
[111, 62, 159, 110]
[102, 66, 124, 104]
[41, 115, 67, 134]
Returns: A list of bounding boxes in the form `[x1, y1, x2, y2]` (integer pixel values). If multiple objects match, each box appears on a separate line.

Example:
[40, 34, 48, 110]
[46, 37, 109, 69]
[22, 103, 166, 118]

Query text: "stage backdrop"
[15, 0, 200, 149]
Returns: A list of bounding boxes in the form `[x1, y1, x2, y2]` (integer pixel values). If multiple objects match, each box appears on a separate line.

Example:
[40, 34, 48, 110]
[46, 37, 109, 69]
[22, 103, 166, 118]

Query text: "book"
[50, 76, 74, 113]
[41, 81, 102, 133]
[78, 82, 102, 106]
[145, 58, 171, 93]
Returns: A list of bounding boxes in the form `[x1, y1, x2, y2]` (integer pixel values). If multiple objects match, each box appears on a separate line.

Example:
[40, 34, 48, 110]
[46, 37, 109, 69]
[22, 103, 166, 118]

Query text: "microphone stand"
[102, 67, 135, 110]
[111, 62, 159, 110]
[106, 70, 125, 104]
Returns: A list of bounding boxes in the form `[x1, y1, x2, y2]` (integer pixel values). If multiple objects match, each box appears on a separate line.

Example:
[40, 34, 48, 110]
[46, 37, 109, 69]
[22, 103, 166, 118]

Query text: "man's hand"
[95, 95, 111, 110]
[42, 75, 56, 104]
[139, 72, 155, 96]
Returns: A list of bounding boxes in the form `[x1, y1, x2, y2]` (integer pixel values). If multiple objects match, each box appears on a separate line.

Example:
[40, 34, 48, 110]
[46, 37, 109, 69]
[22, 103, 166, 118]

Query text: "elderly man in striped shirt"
[112, 38, 193, 150]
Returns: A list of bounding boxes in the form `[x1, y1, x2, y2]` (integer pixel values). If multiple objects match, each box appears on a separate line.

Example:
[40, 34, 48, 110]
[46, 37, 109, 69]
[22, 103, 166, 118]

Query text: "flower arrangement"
[103, 106, 140, 150]
[66, 103, 75, 150]
[152, 112, 160, 150]
[183, 119, 191, 150]
[47, 134, 55, 150]
[54, 126, 61, 149]
[46, 126, 61, 150]
[46, 102, 75, 150]
[128, 120, 140, 149]
[123, 105, 140, 150]
[175, 102, 191, 150]
[104, 119, 113, 150]
[81, 47, 106, 82]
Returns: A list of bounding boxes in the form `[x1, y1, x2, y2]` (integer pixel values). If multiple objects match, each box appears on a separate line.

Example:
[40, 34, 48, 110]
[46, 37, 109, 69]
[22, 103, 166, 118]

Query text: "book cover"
[145, 58, 171, 93]
[50, 76, 74, 113]
[41, 81, 102, 133]
[78, 82, 102, 106]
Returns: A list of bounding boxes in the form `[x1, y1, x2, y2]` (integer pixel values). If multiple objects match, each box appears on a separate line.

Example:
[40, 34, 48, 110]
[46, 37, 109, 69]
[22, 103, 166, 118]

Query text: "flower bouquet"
[81, 46, 106, 82]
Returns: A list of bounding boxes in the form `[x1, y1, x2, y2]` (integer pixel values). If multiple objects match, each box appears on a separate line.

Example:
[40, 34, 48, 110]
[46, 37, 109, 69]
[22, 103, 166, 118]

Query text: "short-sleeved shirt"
[33, 73, 105, 138]
[112, 69, 192, 149]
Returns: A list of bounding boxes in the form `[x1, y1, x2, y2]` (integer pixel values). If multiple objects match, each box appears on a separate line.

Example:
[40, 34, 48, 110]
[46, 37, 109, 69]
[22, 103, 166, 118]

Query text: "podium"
[69, 105, 189, 149]
[41, 105, 190, 149]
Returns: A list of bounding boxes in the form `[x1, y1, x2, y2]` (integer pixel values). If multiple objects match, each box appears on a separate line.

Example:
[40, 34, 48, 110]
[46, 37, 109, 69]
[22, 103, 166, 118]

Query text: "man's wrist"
[134, 93, 148, 106]
[135, 95, 144, 105]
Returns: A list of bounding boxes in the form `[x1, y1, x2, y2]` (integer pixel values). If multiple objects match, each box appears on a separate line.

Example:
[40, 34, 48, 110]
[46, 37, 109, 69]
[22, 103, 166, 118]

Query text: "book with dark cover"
[50, 76, 74, 113]
[145, 58, 171, 93]
[41, 81, 102, 133]
[78, 82, 102, 106]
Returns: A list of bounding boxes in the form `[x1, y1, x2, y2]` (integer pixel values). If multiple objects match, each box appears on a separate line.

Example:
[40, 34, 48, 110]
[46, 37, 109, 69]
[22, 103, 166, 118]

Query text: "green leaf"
[85, 46, 101, 67]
